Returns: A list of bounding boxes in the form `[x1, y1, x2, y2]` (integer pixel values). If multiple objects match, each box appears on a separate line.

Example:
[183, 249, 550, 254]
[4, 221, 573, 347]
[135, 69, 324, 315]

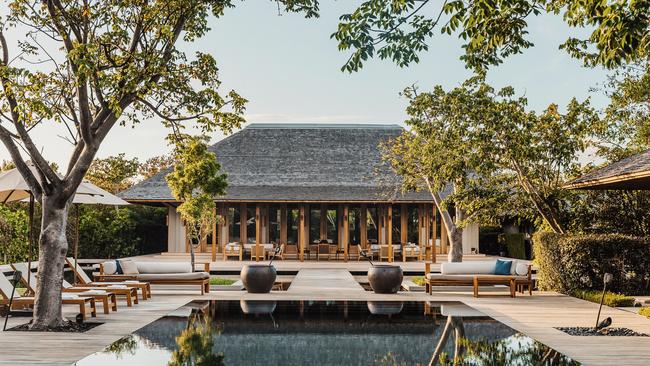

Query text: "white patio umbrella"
[67, 181, 129, 284]
[0, 164, 99, 287]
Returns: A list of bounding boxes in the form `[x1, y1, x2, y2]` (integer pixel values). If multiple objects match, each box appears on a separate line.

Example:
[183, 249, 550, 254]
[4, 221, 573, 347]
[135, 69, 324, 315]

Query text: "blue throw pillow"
[115, 260, 123, 274]
[494, 259, 512, 275]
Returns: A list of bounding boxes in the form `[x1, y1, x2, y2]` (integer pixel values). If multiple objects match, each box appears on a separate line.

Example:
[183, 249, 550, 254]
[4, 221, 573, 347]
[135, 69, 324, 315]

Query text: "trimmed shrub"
[533, 232, 650, 295]
[572, 290, 635, 307]
[504, 233, 526, 259]
[639, 308, 650, 318]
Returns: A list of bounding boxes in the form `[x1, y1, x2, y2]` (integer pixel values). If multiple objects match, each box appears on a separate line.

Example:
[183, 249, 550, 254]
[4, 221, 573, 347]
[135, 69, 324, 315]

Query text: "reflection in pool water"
[74, 300, 578, 366]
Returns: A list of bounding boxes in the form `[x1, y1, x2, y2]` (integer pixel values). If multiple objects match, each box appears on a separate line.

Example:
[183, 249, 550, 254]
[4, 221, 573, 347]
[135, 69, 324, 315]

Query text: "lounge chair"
[317, 243, 330, 261]
[11, 263, 131, 313]
[66, 257, 151, 300]
[96, 260, 210, 295]
[0, 272, 96, 320]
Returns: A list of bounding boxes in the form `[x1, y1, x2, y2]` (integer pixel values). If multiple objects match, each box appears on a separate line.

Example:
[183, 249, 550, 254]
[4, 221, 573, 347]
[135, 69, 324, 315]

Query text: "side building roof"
[566, 148, 650, 190]
[119, 123, 433, 203]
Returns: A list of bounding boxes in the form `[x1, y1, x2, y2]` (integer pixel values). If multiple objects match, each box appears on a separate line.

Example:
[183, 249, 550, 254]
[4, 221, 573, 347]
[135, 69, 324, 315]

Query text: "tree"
[139, 154, 174, 180]
[166, 134, 227, 269]
[333, 0, 650, 72]
[86, 153, 139, 193]
[0, 0, 319, 329]
[384, 76, 599, 260]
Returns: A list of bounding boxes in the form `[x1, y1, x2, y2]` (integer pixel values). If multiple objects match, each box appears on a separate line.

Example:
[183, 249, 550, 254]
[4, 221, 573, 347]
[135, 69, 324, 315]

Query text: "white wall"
[167, 206, 186, 253]
[462, 222, 480, 254]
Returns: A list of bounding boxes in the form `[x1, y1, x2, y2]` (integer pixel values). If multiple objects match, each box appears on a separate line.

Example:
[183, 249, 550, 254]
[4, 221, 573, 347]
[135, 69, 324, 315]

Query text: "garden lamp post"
[596, 273, 613, 329]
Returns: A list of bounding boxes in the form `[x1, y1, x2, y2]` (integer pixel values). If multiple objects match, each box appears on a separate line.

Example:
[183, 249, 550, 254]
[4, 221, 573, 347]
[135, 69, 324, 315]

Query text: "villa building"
[120, 123, 479, 261]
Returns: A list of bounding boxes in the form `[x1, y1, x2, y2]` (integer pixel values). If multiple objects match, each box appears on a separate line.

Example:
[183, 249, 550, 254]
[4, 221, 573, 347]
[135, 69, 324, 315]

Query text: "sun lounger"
[0, 273, 96, 320]
[66, 257, 151, 300]
[11, 263, 132, 313]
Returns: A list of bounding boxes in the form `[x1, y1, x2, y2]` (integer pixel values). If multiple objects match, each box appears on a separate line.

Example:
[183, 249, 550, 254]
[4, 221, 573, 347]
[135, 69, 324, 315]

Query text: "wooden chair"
[402, 245, 421, 262]
[285, 244, 298, 260]
[358, 245, 374, 261]
[317, 243, 330, 261]
[66, 257, 151, 300]
[348, 245, 359, 261]
[379, 245, 391, 261]
[0, 272, 96, 320]
[223, 243, 243, 261]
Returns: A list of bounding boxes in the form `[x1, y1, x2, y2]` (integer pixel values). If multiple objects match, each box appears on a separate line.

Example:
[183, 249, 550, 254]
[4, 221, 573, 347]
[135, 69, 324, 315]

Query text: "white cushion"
[515, 262, 529, 276]
[106, 285, 128, 290]
[80, 290, 107, 296]
[61, 293, 80, 300]
[135, 261, 192, 274]
[102, 261, 117, 275]
[441, 261, 496, 275]
[118, 259, 140, 275]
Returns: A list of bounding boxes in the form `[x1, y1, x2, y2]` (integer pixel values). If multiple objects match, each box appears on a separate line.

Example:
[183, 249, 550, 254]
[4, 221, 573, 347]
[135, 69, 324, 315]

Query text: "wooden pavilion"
[120, 123, 479, 262]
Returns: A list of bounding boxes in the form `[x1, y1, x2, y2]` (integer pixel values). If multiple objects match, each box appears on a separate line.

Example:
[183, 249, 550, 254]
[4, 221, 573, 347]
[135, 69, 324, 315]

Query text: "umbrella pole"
[74, 204, 79, 285]
[27, 194, 34, 290]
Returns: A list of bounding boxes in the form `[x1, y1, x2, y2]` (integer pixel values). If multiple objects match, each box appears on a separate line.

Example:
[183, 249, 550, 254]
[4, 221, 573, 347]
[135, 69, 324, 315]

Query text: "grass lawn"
[209, 277, 236, 286]
[411, 276, 426, 286]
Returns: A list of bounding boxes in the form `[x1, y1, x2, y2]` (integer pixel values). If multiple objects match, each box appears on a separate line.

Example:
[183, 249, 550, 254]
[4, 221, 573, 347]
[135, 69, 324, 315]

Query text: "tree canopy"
[333, 0, 649, 72]
[385, 76, 600, 237]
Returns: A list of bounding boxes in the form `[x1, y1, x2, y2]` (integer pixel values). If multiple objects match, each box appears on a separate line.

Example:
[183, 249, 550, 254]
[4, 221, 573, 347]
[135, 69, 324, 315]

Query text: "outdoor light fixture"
[596, 273, 614, 329]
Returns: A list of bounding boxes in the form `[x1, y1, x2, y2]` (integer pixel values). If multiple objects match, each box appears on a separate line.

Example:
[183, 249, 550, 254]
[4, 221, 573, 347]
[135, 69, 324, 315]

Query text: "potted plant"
[361, 250, 403, 294]
[241, 246, 280, 293]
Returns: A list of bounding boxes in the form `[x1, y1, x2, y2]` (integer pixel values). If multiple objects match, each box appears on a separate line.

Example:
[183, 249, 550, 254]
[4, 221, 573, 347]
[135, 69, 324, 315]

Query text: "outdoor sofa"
[425, 260, 532, 298]
[96, 260, 210, 295]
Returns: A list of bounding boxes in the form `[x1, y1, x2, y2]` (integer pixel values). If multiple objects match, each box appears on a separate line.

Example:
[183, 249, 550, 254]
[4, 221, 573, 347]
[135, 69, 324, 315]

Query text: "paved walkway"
[287, 268, 365, 293]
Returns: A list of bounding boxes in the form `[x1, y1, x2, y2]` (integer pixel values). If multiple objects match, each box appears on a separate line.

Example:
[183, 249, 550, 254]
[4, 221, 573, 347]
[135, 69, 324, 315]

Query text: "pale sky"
[1, 2, 610, 170]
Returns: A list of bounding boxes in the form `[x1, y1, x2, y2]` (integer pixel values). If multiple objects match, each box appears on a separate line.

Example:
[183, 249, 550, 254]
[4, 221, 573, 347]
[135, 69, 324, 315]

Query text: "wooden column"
[299, 205, 306, 261]
[424, 204, 431, 261]
[337, 204, 343, 246]
[432, 204, 438, 263]
[255, 205, 261, 262]
[387, 205, 393, 262]
[304, 204, 310, 248]
[360, 204, 367, 249]
[240, 203, 247, 246]
[280, 204, 288, 245]
[400, 204, 408, 245]
[211, 204, 217, 262]
[343, 205, 349, 262]
[320, 203, 327, 241]
[441, 213, 448, 253]
[377, 206, 384, 245]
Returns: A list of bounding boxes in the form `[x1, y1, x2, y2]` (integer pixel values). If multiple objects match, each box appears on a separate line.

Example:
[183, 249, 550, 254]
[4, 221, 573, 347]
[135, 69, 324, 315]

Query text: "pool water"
[75, 300, 579, 366]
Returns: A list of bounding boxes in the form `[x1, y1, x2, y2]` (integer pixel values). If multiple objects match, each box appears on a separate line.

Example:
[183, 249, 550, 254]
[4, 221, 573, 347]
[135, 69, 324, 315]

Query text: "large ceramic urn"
[367, 265, 403, 294]
[241, 264, 277, 293]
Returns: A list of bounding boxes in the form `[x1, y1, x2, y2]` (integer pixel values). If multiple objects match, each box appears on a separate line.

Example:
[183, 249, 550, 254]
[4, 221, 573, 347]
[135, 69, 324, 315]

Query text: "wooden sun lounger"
[0, 273, 96, 320]
[66, 258, 151, 300]
[11, 263, 127, 313]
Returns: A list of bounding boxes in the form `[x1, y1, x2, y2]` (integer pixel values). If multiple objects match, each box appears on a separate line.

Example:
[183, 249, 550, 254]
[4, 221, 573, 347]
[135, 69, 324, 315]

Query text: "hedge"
[504, 233, 526, 259]
[533, 232, 650, 295]
[572, 290, 635, 307]
[639, 308, 650, 318]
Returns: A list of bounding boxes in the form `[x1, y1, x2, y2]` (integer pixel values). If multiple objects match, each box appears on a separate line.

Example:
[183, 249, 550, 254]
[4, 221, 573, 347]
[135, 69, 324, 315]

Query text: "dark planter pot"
[367, 265, 403, 294]
[241, 264, 277, 293]
[367, 301, 404, 315]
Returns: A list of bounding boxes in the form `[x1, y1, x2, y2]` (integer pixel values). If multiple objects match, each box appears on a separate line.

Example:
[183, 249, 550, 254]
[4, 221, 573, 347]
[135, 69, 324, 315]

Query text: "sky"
[1, 2, 610, 170]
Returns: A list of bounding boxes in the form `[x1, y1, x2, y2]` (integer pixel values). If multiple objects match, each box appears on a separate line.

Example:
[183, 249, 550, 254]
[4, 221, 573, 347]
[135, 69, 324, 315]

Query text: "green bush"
[638, 307, 650, 318]
[504, 233, 526, 259]
[0, 205, 29, 264]
[533, 232, 650, 295]
[572, 289, 635, 307]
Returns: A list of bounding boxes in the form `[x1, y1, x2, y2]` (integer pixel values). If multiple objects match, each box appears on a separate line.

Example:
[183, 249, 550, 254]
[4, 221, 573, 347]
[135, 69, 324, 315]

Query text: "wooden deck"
[1, 268, 650, 365]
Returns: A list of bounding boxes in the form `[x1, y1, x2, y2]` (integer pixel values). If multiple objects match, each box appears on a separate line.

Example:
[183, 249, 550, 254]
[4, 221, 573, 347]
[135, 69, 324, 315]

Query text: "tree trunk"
[30, 195, 70, 330]
[424, 179, 464, 262]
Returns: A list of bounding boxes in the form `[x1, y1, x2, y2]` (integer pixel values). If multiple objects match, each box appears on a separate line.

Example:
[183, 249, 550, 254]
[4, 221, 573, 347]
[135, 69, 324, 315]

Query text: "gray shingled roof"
[567, 148, 650, 190]
[120, 123, 433, 202]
